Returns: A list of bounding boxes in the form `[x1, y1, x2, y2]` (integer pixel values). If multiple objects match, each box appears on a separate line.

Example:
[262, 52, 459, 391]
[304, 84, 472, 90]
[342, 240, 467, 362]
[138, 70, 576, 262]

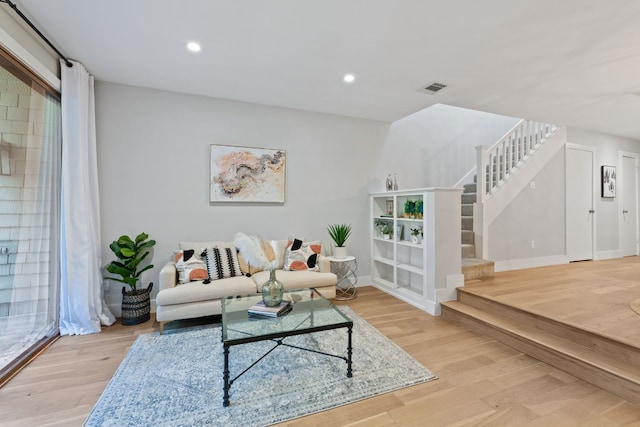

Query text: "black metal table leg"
[223, 345, 230, 407]
[347, 325, 353, 378]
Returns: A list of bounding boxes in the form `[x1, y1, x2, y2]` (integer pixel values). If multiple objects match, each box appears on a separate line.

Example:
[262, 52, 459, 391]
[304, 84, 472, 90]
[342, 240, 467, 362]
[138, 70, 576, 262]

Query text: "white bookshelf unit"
[370, 188, 464, 315]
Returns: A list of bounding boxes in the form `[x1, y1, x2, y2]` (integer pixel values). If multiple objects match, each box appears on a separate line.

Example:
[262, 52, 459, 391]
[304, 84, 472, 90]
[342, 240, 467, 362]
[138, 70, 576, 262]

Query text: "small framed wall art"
[601, 165, 616, 198]
[210, 144, 286, 203]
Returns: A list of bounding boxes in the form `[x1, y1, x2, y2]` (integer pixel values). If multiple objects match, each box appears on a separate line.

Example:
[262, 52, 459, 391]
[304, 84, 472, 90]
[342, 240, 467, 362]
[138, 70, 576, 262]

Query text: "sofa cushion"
[284, 238, 322, 271]
[174, 249, 208, 284]
[251, 269, 337, 290]
[156, 275, 257, 306]
[203, 246, 243, 280]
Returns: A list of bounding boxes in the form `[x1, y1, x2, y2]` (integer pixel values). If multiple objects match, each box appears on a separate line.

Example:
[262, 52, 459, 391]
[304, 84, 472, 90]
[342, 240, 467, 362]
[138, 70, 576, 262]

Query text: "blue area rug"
[85, 307, 436, 426]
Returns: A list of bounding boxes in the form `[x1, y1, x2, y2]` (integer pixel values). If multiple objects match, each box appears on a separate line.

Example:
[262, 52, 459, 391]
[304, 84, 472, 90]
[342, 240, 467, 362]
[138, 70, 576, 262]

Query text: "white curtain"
[59, 60, 115, 335]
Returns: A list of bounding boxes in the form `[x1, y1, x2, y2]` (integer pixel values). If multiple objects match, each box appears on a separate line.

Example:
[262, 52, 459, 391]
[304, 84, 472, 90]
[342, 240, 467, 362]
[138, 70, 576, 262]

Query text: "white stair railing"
[476, 120, 558, 203]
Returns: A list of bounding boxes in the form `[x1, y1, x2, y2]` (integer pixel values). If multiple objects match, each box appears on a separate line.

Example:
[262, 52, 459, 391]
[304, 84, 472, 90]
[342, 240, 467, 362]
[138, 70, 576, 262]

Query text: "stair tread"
[457, 287, 640, 350]
[461, 258, 494, 266]
[442, 301, 640, 381]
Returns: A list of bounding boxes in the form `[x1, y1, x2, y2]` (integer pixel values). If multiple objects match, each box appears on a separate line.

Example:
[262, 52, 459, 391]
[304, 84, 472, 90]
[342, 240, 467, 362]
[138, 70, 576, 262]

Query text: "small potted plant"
[404, 200, 416, 218]
[104, 232, 156, 325]
[380, 223, 393, 239]
[416, 200, 423, 219]
[327, 223, 352, 259]
[410, 227, 423, 244]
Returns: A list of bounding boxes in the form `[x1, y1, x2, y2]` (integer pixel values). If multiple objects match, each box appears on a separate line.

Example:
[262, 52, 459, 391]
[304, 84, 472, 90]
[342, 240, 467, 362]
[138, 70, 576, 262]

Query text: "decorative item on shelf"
[416, 200, 423, 219]
[395, 225, 404, 241]
[404, 199, 416, 218]
[410, 226, 423, 244]
[104, 232, 156, 325]
[381, 223, 393, 239]
[375, 219, 393, 240]
[386, 174, 393, 191]
[386, 199, 394, 216]
[327, 223, 352, 259]
[393, 173, 398, 190]
[261, 268, 284, 307]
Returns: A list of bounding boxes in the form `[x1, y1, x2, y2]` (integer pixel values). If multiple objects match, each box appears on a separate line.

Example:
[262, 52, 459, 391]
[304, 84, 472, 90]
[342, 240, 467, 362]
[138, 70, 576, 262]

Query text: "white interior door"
[566, 144, 594, 261]
[621, 153, 639, 256]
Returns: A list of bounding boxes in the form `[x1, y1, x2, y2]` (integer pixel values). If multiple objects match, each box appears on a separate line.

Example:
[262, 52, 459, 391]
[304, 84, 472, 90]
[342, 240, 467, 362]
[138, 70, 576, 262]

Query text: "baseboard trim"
[494, 255, 569, 272]
[594, 250, 623, 260]
[357, 275, 372, 286]
[434, 273, 465, 315]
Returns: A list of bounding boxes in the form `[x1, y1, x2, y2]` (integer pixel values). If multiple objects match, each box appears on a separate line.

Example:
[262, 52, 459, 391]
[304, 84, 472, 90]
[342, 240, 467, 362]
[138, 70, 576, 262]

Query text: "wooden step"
[461, 258, 494, 281]
[441, 298, 640, 406]
[457, 288, 640, 367]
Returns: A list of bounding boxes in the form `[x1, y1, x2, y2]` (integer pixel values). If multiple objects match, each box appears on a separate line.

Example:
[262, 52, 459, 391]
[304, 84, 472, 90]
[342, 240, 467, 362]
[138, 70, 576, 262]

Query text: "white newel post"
[475, 145, 488, 259]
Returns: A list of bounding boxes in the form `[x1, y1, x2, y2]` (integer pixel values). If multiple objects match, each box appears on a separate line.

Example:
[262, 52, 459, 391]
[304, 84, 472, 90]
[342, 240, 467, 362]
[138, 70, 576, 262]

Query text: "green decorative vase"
[262, 269, 284, 307]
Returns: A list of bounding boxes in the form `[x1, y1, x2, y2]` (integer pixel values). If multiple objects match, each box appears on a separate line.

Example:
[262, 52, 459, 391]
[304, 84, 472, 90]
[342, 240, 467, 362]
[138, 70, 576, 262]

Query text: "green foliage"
[404, 199, 416, 214]
[380, 224, 393, 235]
[327, 223, 353, 247]
[104, 232, 156, 291]
[375, 219, 393, 235]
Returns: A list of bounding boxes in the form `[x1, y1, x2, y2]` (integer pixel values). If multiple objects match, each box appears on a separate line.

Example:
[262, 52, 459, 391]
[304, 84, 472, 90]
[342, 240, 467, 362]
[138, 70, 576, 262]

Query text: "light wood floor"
[1, 258, 640, 426]
[462, 257, 640, 346]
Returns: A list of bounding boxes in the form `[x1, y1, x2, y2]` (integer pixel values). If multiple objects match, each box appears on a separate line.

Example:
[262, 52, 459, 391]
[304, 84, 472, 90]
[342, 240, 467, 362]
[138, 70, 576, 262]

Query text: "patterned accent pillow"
[284, 238, 322, 271]
[202, 246, 243, 281]
[174, 249, 208, 284]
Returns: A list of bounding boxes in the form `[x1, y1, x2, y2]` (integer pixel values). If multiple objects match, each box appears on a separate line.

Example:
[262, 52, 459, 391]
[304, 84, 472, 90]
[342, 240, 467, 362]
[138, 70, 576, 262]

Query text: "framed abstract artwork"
[210, 145, 286, 203]
[601, 165, 616, 198]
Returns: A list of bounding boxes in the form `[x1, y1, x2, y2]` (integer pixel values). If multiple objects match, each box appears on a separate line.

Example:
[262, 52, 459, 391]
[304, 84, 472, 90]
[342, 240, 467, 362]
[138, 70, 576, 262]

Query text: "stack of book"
[248, 300, 292, 318]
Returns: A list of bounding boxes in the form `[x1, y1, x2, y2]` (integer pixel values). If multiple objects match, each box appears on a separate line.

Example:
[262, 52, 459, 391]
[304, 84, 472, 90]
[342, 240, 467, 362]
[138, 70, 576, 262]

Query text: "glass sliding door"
[0, 51, 61, 381]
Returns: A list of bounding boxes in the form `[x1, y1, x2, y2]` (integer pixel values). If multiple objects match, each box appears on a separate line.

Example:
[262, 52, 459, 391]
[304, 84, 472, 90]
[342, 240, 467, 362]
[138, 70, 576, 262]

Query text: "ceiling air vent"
[421, 82, 447, 94]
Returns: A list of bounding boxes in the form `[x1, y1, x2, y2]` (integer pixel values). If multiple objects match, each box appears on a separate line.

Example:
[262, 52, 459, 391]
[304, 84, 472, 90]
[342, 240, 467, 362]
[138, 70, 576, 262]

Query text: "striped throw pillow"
[202, 246, 242, 281]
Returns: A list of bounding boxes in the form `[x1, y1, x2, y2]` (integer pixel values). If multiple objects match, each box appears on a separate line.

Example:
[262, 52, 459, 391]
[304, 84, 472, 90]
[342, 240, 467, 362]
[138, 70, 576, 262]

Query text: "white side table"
[327, 256, 358, 300]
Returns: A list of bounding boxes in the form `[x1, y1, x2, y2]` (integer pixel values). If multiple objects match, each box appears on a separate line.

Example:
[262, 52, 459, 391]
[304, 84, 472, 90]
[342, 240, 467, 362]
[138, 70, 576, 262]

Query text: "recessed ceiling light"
[343, 74, 355, 83]
[187, 42, 201, 52]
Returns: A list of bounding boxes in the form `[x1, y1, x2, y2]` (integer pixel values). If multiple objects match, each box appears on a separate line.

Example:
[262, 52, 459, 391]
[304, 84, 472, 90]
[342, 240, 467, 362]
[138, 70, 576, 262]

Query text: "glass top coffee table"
[221, 288, 353, 407]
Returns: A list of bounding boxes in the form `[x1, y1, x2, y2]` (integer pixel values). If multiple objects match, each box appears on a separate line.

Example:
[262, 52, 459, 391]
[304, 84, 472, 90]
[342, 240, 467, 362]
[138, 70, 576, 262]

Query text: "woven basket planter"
[121, 283, 153, 326]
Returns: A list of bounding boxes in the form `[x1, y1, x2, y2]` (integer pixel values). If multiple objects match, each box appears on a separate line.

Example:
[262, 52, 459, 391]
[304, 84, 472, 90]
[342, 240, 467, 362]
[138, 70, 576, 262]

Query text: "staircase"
[460, 178, 494, 281]
[441, 289, 640, 406]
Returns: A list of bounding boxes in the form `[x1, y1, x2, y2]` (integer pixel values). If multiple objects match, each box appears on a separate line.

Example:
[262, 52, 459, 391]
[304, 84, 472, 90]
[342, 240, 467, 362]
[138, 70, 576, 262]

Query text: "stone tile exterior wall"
[0, 66, 53, 328]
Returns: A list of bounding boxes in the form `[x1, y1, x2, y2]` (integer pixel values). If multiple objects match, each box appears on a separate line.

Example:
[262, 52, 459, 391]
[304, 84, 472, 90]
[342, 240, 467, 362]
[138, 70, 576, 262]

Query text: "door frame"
[618, 151, 639, 256]
[565, 143, 596, 261]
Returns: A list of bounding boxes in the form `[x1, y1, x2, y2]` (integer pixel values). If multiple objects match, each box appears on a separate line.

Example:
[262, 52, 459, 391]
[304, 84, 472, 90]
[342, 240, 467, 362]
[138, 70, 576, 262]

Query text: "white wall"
[95, 82, 389, 313]
[567, 128, 640, 257]
[489, 149, 566, 264]
[488, 127, 640, 269]
[0, 9, 59, 86]
[372, 104, 520, 190]
[95, 88, 526, 313]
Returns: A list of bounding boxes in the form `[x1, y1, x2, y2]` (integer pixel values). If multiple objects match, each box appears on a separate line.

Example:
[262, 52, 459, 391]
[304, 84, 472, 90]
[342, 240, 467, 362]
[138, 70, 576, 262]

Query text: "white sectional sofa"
[155, 239, 337, 333]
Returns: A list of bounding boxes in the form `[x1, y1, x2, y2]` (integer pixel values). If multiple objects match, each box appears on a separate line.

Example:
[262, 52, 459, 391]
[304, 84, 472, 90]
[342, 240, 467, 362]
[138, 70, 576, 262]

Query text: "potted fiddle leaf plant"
[327, 223, 352, 259]
[104, 232, 156, 325]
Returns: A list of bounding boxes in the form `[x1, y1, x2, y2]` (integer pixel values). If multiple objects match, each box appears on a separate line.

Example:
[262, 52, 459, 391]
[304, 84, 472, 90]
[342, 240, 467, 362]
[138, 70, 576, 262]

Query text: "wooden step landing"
[441, 290, 640, 406]
[461, 258, 494, 281]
